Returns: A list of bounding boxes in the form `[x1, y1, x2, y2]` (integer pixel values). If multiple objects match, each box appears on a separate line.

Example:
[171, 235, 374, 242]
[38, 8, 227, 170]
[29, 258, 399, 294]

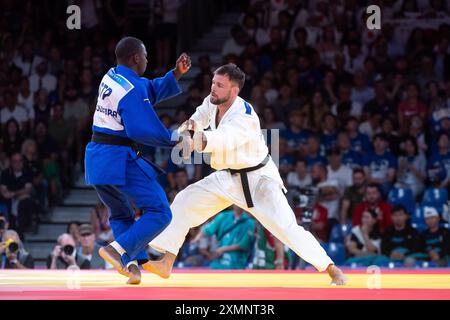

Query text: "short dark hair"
[214, 63, 246, 90]
[391, 204, 407, 215]
[115, 37, 144, 63]
[352, 168, 365, 176]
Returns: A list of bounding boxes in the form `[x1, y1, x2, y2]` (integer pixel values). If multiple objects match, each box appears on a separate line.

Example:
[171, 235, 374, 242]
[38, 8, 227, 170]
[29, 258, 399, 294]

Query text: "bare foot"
[142, 253, 176, 279]
[327, 264, 347, 286]
[126, 264, 141, 285]
[99, 245, 130, 277]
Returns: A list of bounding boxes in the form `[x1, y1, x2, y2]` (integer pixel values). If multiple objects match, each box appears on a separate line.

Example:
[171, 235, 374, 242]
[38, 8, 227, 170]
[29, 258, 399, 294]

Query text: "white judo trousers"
[150, 159, 334, 272]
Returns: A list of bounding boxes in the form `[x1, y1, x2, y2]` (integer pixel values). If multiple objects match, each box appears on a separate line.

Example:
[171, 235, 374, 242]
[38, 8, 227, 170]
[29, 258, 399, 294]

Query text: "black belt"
[91, 132, 165, 174]
[227, 154, 270, 208]
[92, 131, 133, 146]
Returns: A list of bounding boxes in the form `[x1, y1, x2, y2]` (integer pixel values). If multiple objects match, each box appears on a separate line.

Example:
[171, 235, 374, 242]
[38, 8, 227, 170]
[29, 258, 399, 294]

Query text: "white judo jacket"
[190, 95, 284, 188]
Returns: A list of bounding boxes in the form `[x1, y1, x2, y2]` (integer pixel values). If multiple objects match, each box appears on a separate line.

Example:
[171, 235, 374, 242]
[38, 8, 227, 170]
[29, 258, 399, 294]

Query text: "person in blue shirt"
[337, 131, 363, 169]
[346, 116, 371, 154]
[84, 37, 191, 284]
[280, 110, 310, 155]
[304, 135, 328, 167]
[427, 131, 450, 189]
[363, 133, 397, 197]
[320, 112, 338, 152]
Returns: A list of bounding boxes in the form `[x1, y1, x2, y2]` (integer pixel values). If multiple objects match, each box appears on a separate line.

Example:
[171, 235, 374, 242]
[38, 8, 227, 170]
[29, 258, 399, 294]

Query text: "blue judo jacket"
[85, 65, 182, 185]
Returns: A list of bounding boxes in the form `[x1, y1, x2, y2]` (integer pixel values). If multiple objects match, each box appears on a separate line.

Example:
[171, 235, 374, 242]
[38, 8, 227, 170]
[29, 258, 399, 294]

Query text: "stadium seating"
[388, 187, 415, 215]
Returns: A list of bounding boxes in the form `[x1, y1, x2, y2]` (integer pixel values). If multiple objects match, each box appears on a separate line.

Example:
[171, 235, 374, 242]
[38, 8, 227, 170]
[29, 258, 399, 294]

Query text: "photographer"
[1, 229, 34, 269]
[47, 233, 90, 270]
[0, 216, 8, 239]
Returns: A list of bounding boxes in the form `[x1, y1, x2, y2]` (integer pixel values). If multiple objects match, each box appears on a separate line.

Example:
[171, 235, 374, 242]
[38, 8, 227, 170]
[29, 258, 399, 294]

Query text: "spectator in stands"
[222, 24, 248, 57]
[194, 206, 255, 269]
[417, 207, 450, 267]
[32, 89, 52, 125]
[351, 70, 374, 107]
[320, 113, 338, 152]
[287, 159, 312, 189]
[67, 221, 81, 248]
[278, 138, 296, 177]
[17, 77, 35, 126]
[305, 135, 327, 166]
[345, 208, 383, 266]
[427, 131, 450, 190]
[0, 229, 34, 269]
[90, 202, 113, 246]
[28, 58, 57, 95]
[2, 118, 23, 158]
[363, 76, 396, 121]
[21, 139, 46, 214]
[345, 116, 371, 154]
[47, 233, 89, 270]
[317, 178, 340, 238]
[396, 136, 426, 197]
[397, 82, 427, 134]
[77, 224, 105, 269]
[380, 117, 402, 156]
[303, 90, 330, 132]
[252, 222, 286, 270]
[177, 227, 209, 267]
[337, 131, 363, 169]
[353, 183, 392, 233]
[34, 121, 62, 206]
[326, 147, 352, 195]
[280, 110, 310, 155]
[0, 152, 37, 238]
[1, 89, 29, 132]
[340, 168, 367, 224]
[380, 205, 420, 267]
[363, 133, 397, 196]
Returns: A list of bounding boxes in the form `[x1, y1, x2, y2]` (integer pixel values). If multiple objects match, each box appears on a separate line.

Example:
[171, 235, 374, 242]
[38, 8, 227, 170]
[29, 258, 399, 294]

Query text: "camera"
[63, 245, 75, 255]
[5, 239, 19, 253]
[292, 187, 319, 229]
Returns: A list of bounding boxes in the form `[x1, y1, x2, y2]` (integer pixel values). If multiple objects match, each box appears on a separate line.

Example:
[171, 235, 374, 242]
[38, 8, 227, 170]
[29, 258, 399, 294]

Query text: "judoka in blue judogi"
[84, 37, 191, 284]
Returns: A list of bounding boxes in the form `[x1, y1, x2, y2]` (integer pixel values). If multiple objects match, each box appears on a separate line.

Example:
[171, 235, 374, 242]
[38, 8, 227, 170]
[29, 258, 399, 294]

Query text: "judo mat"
[0, 269, 449, 300]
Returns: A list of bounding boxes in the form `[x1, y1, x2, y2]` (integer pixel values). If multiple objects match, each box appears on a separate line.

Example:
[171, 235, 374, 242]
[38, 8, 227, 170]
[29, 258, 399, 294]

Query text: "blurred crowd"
[1, 0, 450, 270]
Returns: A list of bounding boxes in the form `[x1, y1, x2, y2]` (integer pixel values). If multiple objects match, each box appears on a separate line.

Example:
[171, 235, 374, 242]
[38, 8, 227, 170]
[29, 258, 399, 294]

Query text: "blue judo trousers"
[85, 65, 182, 265]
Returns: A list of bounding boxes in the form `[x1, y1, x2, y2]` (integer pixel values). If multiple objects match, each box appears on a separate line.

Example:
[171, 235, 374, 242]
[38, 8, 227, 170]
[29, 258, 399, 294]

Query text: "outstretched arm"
[144, 53, 191, 105]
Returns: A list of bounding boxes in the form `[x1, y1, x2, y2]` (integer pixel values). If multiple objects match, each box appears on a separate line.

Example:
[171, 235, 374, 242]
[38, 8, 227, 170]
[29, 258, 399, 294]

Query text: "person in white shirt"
[326, 148, 352, 195]
[0, 90, 29, 131]
[28, 59, 57, 94]
[16, 77, 35, 122]
[222, 25, 248, 57]
[287, 159, 312, 189]
[144, 64, 346, 285]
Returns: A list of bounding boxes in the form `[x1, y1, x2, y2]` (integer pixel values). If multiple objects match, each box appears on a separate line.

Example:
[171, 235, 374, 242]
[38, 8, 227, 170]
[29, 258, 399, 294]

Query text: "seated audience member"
[194, 206, 255, 269]
[90, 202, 113, 246]
[345, 209, 383, 266]
[287, 159, 312, 189]
[252, 222, 286, 270]
[67, 221, 81, 248]
[363, 133, 397, 196]
[47, 233, 90, 270]
[380, 205, 420, 267]
[352, 183, 392, 233]
[340, 168, 367, 224]
[177, 227, 210, 267]
[0, 229, 34, 269]
[417, 207, 450, 267]
[0, 152, 37, 238]
[77, 224, 105, 269]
